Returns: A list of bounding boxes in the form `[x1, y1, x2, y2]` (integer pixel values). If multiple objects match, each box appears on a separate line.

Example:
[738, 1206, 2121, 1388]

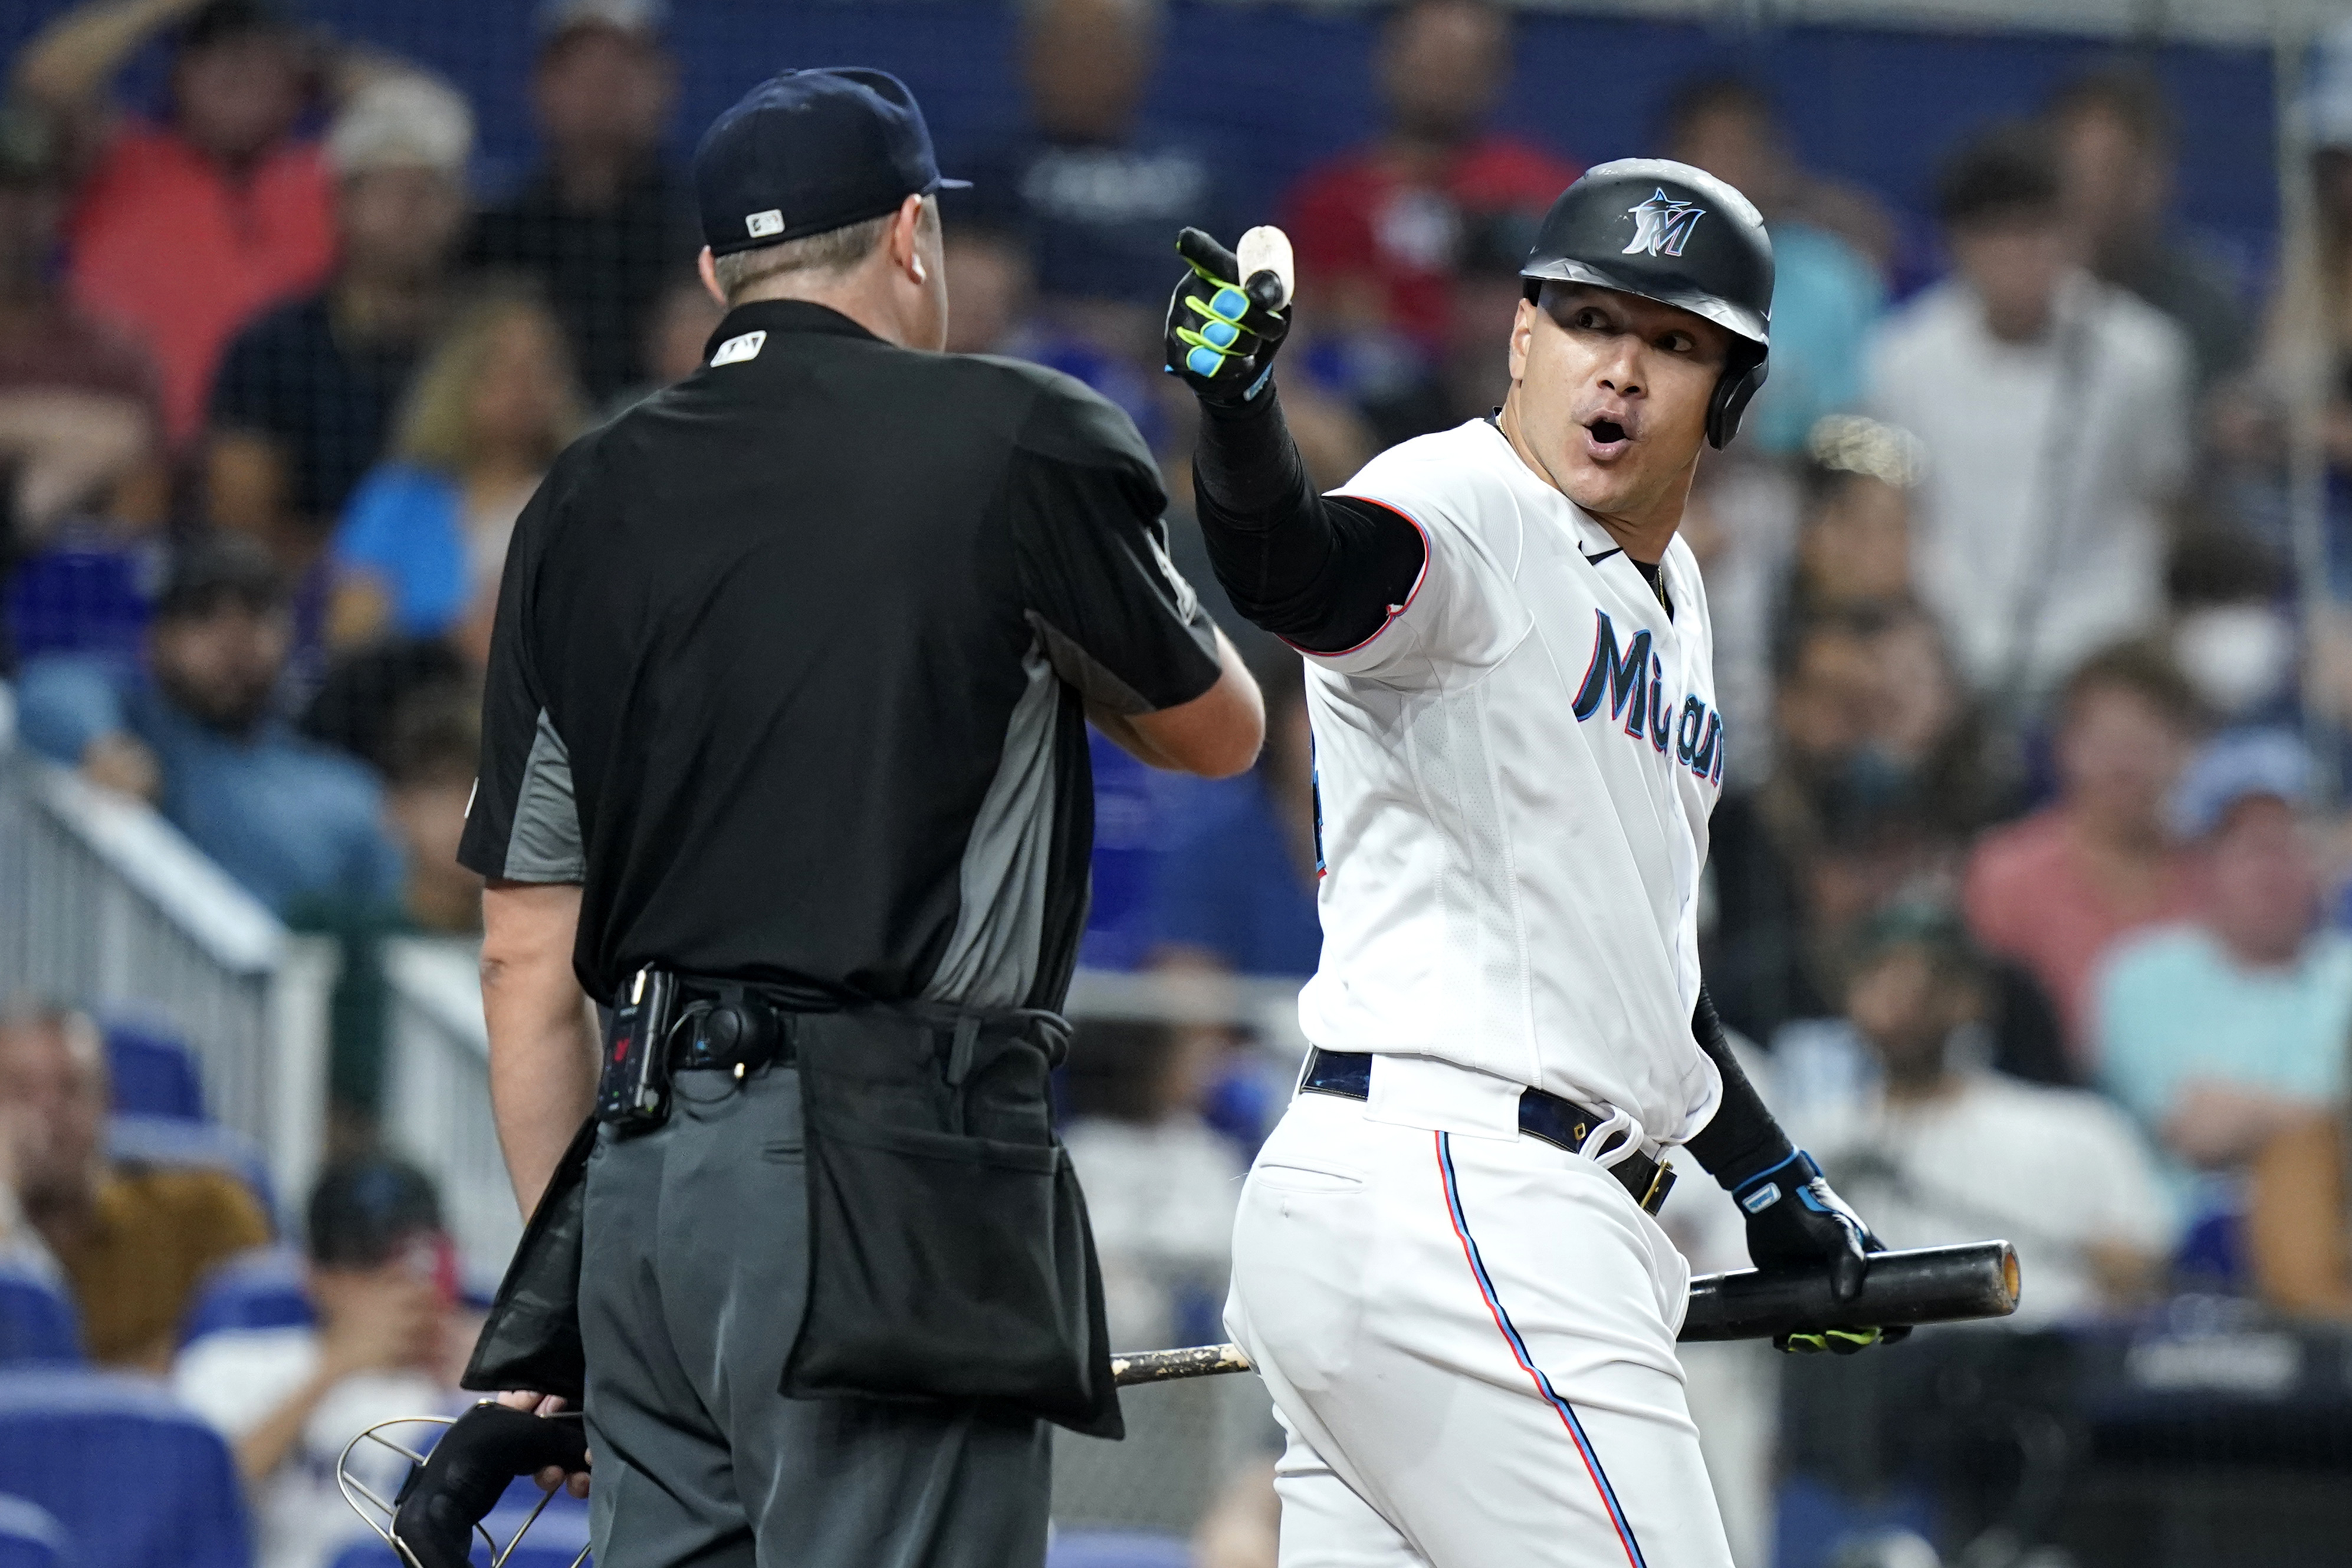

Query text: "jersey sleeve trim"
[1286, 495, 1433, 659]
[501, 708, 586, 883]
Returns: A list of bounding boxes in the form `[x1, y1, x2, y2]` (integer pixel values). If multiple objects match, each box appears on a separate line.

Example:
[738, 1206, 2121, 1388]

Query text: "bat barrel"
[1676, 1240, 2020, 1343]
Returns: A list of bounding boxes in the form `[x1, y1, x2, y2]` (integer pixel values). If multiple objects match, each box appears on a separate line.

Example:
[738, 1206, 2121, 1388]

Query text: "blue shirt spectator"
[2097, 732, 2352, 1204]
[13, 536, 402, 916]
[1149, 666, 1322, 978]
[332, 464, 472, 639]
[1151, 774, 1322, 978]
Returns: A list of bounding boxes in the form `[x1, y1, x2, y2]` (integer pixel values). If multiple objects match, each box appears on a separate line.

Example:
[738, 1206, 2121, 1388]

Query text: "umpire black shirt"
[458, 300, 1224, 1009]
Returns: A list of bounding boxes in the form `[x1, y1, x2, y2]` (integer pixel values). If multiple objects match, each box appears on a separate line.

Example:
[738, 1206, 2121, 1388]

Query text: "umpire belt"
[1298, 1048, 1676, 1217]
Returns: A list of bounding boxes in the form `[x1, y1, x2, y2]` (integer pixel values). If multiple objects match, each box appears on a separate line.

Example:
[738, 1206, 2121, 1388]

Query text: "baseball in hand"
[1237, 225, 1295, 311]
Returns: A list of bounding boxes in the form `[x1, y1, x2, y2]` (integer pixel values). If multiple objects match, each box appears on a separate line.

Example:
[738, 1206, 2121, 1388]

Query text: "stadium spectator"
[1868, 123, 2191, 702]
[13, 0, 336, 448]
[328, 287, 587, 650]
[1284, 0, 1577, 355]
[175, 1158, 470, 1568]
[2048, 67, 2250, 395]
[2166, 526, 2297, 728]
[1804, 905, 2169, 1324]
[14, 533, 404, 915]
[1786, 414, 1920, 617]
[0, 101, 163, 545]
[290, 688, 481, 1138]
[962, 0, 1222, 350]
[1965, 642, 2200, 1065]
[466, 0, 695, 405]
[206, 73, 472, 567]
[1059, 1018, 1245, 1347]
[1660, 77, 1887, 456]
[1353, 204, 1545, 446]
[0, 999, 270, 1369]
[1149, 653, 1320, 981]
[2097, 731, 2352, 1182]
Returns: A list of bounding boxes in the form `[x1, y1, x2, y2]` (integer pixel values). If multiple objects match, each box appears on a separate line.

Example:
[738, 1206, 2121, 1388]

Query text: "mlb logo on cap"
[694, 67, 968, 257]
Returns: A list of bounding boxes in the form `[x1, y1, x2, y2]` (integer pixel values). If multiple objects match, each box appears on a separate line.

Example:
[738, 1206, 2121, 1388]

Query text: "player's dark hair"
[2055, 637, 2206, 734]
[154, 532, 287, 624]
[384, 687, 482, 791]
[2164, 524, 2285, 610]
[1657, 74, 1777, 147]
[179, 0, 299, 52]
[308, 1156, 443, 1268]
[1936, 121, 2061, 230]
[2048, 63, 2176, 153]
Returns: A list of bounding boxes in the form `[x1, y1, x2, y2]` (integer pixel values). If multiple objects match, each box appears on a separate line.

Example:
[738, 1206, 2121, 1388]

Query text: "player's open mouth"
[1584, 418, 1631, 458]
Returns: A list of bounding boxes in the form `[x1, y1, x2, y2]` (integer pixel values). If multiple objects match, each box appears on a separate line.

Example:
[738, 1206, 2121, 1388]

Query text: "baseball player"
[1164, 160, 1905, 1567]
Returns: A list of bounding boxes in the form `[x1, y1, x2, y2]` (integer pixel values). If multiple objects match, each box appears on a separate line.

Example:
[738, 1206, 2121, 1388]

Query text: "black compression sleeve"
[1192, 389, 1425, 653]
[1682, 984, 1798, 1190]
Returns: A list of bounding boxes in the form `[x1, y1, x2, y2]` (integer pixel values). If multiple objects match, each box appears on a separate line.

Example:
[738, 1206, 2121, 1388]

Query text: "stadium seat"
[1046, 1529, 1192, 1568]
[0, 1495, 70, 1568]
[179, 1245, 314, 1347]
[0, 1369, 249, 1568]
[0, 1256, 81, 1368]
[100, 1022, 206, 1122]
[107, 1115, 276, 1227]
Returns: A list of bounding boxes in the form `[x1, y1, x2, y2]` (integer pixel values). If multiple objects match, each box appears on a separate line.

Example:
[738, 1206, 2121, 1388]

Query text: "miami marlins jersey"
[1296, 417, 1727, 1148]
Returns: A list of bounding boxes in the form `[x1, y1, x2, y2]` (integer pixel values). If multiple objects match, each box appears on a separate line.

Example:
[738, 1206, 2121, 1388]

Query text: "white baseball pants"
[1225, 1085, 1736, 1568]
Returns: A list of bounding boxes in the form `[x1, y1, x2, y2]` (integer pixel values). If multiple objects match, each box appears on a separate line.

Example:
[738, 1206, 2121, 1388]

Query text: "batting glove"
[1732, 1150, 1910, 1356]
[1165, 227, 1290, 406]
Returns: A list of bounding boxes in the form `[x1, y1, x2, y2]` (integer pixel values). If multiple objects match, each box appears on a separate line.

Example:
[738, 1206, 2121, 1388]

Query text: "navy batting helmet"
[1519, 158, 1774, 450]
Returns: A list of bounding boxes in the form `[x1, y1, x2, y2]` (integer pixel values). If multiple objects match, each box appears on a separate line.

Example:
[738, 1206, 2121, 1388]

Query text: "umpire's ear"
[697, 246, 727, 311]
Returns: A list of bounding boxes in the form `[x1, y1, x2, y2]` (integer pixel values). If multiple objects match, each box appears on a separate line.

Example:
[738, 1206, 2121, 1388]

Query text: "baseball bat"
[1109, 1240, 2019, 1386]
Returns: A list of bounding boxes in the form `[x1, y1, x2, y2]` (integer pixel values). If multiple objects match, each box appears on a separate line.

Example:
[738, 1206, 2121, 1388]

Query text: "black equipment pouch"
[782, 1004, 1122, 1440]
[459, 1115, 593, 1404]
[594, 966, 676, 1129]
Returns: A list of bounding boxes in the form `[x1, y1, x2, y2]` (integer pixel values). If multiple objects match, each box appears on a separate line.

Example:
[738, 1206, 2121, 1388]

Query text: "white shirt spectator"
[1061, 1115, 1243, 1347]
[173, 1326, 452, 1568]
[1868, 271, 2190, 698]
[1802, 1066, 2172, 1325]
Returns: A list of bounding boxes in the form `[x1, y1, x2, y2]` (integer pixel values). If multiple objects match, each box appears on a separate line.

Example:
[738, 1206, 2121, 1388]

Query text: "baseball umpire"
[1165, 162, 1903, 1565]
[456, 67, 1263, 1567]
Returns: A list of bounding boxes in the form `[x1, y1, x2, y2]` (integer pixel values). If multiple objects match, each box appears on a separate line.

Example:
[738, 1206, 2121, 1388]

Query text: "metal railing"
[0, 748, 334, 1215]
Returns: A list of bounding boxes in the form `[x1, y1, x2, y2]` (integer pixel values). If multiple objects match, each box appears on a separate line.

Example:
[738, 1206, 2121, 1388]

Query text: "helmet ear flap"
[1706, 346, 1769, 450]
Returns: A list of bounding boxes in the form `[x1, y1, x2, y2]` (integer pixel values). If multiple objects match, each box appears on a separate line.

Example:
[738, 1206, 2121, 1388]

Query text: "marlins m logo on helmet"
[1622, 189, 1706, 259]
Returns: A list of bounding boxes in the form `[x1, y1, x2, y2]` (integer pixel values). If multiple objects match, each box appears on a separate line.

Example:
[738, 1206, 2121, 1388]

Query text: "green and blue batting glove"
[1165, 226, 1290, 406]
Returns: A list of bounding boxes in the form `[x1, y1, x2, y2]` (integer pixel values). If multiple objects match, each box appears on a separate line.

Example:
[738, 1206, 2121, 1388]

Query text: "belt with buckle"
[1298, 1048, 1675, 1216]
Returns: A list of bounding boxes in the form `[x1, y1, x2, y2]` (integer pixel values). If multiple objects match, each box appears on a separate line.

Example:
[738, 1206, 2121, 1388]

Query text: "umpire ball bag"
[1517, 157, 1775, 450]
[461, 1004, 1121, 1439]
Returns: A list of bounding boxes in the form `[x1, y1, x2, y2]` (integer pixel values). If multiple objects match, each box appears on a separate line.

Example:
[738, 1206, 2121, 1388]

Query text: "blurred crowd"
[1, 0, 2351, 1561]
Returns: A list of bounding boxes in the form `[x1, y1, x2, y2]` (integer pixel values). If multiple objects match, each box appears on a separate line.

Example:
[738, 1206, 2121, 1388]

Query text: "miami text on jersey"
[1569, 610, 1724, 784]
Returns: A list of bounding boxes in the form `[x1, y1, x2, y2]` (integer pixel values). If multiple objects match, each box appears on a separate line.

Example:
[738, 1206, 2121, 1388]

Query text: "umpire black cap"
[694, 68, 969, 257]
[1520, 157, 1775, 449]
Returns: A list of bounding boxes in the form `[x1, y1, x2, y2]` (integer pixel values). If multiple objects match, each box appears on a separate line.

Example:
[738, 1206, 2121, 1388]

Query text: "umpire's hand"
[1733, 1150, 1910, 1355]
[1165, 227, 1290, 405]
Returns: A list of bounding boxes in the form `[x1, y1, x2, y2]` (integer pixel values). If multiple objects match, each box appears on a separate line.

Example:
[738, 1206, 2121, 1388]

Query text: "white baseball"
[1236, 225, 1295, 311]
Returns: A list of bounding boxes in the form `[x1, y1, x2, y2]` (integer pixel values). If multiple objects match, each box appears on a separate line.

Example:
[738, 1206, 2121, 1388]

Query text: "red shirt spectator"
[1282, 0, 1576, 353]
[1289, 136, 1576, 352]
[1963, 642, 2203, 1066]
[65, 124, 332, 446]
[16, 0, 341, 448]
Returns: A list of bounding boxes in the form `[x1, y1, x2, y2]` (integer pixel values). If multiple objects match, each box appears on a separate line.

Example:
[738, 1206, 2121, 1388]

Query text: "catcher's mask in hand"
[337, 1403, 590, 1568]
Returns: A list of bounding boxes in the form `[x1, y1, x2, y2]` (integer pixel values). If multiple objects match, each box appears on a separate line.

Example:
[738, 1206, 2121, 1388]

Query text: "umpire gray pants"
[580, 1061, 1053, 1566]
